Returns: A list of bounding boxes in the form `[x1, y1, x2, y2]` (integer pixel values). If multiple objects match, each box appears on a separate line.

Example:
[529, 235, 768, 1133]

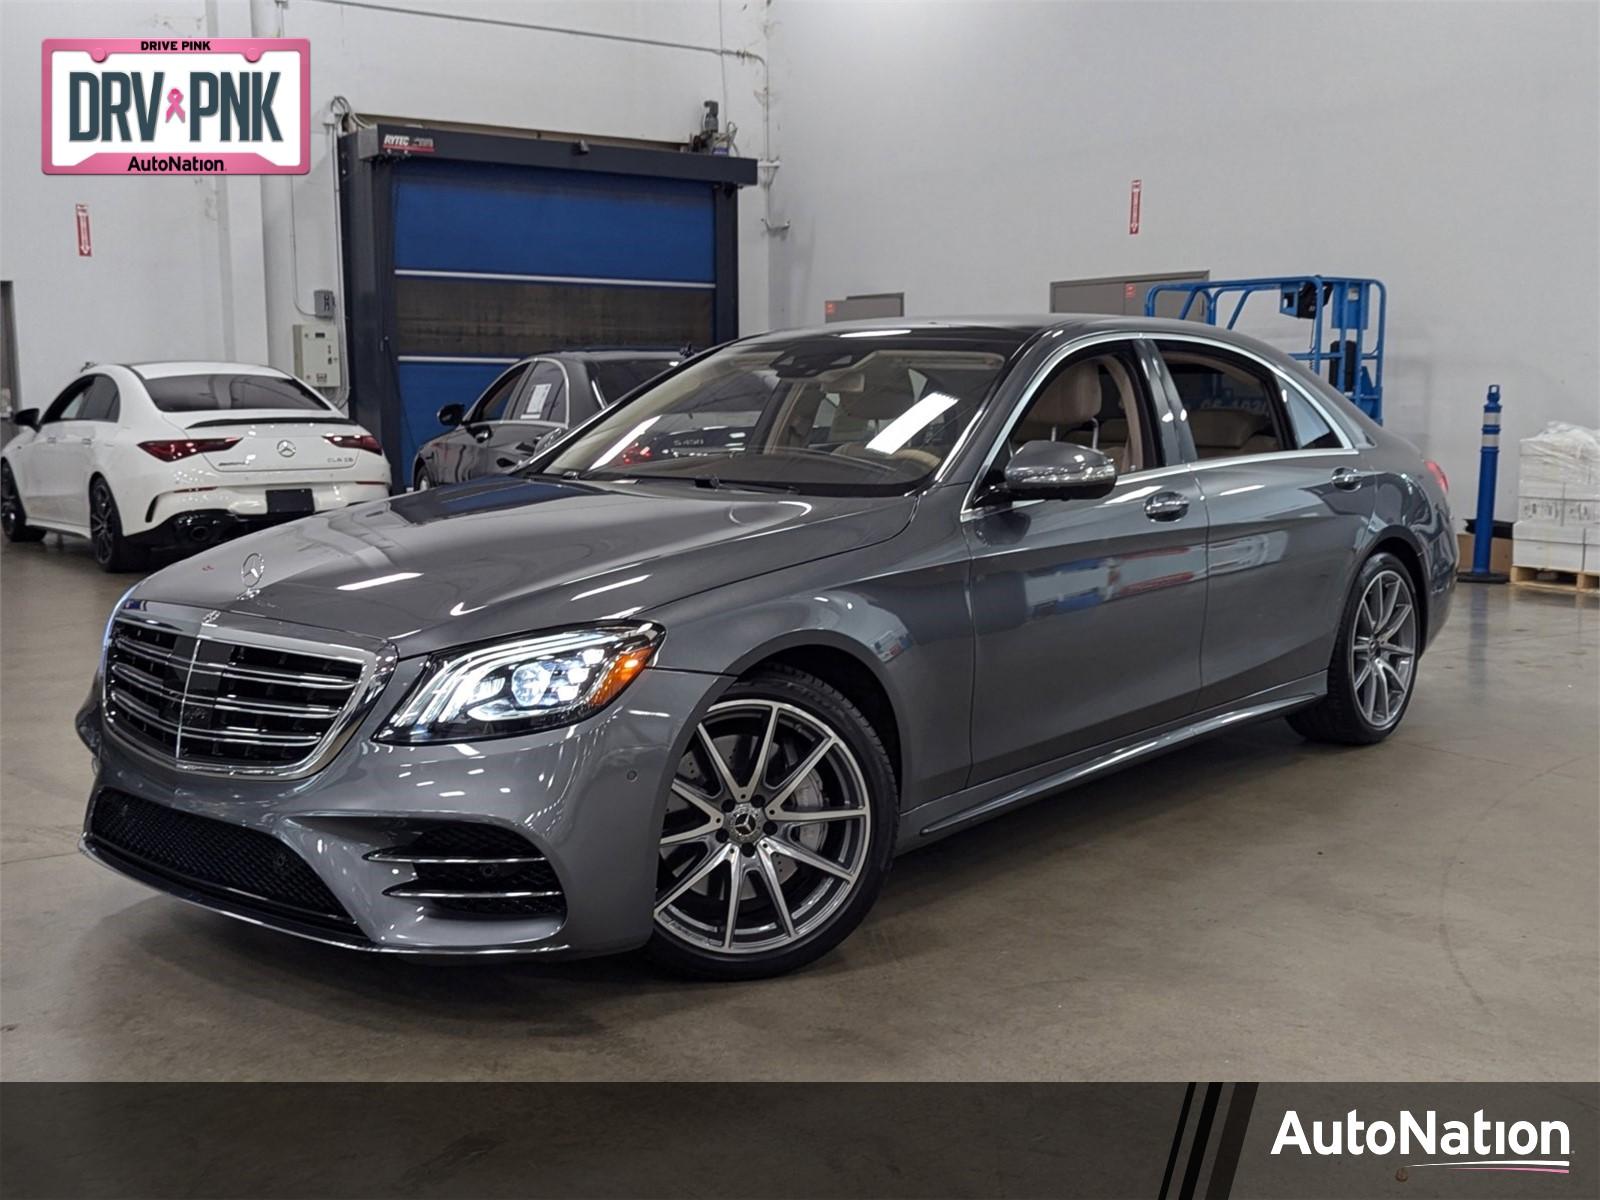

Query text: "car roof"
[578, 349, 683, 360]
[744, 314, 1243, 340]
[120, 361, 290, 380]
[531, 349, 683, 363]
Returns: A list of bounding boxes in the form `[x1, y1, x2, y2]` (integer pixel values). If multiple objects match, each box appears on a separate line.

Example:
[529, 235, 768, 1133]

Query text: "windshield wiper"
[694, 476, 799, 494]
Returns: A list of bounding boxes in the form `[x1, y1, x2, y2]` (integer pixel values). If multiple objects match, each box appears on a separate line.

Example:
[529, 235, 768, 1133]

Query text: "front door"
[963, 342, 1209, 785]
[448, 363, 528, 483]
[466, 359, 568, 478]
[23, 376, 94, 523]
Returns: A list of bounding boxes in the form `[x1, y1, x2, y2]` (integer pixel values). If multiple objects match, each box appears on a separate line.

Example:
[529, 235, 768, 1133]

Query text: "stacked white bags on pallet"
[1513, 423, 1600, 574]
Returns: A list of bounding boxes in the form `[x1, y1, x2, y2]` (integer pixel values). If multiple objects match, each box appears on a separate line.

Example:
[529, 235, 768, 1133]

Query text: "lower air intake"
[87, 790, 355, 931]
[369, 823, 566, 919]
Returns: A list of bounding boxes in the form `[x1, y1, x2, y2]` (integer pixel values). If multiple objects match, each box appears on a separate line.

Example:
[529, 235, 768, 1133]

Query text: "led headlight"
[376, 623, 663, 744]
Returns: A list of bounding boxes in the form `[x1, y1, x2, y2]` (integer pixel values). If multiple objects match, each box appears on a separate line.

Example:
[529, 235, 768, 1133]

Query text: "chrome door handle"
[1331, 467, 1363, 490]
[79, 436, 93, 445]
[1144, 491, 1190, 521]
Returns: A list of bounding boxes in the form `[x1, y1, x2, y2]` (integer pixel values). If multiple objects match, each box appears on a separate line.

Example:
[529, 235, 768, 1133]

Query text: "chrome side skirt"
[916, 686, 1323, 839]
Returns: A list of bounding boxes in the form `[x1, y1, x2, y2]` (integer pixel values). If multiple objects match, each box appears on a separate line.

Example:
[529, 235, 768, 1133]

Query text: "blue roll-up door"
[389, 159, 717, 473]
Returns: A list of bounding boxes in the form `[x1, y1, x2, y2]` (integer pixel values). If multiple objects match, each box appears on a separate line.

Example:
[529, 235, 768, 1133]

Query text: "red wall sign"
[1128, 179, 1142, 236]
[75, 203, 92, 256]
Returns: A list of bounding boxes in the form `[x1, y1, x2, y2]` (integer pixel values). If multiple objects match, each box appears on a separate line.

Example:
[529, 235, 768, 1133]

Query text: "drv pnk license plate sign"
[42, 39, 309, 175]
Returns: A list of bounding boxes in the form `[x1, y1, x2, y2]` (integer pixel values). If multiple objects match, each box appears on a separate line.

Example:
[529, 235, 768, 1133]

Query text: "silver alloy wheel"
[1349, 568, 1417, 728]
[654, 699, 873, 956]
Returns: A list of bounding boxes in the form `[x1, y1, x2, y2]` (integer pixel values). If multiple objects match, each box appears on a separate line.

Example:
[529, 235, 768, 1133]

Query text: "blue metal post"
[1461, 384, 1507, 582]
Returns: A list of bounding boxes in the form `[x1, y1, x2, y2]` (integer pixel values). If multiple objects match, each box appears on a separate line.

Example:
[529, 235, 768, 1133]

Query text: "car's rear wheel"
[1, 463, 45, 543]
[647, 666, 896, 979]
[89, 478, 148, 573]
[1289, 551, 1419, 744]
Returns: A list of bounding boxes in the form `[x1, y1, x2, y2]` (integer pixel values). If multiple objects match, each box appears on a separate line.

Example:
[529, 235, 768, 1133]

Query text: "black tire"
[88, 478, 148, 573]
[413, 463, 433, 491]
[1, 462, 46, 543]
[646, 665, 897, 980]
[1288, 551, 1419, 745]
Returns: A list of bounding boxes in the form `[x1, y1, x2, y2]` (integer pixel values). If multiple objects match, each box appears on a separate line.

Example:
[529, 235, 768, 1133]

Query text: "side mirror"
[1002, 440, 1117, 500]
[436, 403, 464, 428]
[12, 408, 38, 431]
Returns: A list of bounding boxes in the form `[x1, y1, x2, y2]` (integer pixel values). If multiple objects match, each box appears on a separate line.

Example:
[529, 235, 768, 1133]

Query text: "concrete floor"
[1, 533, 1595, 1082]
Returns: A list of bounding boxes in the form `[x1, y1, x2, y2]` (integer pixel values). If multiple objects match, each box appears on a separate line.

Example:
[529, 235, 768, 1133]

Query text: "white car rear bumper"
[142, 480, 390, 532]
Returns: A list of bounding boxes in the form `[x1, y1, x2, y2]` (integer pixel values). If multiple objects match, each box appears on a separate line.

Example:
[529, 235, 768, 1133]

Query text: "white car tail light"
[138, 438, 241, 462]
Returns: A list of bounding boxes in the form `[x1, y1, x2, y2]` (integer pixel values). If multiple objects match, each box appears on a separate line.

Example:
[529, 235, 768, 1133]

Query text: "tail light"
[1424, 459, 1449, 493]
[138, 438, 240, 462]
[325, 433, 383, 455]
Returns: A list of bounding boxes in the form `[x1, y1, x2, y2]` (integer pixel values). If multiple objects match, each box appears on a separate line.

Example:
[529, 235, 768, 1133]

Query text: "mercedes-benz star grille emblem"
[276, 439, 296, 457]
[240, 553, 266, 589]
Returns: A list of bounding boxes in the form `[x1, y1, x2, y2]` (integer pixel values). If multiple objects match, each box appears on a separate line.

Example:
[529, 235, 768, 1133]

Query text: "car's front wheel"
[89, 478, 148, 573]
[647, 666, 896, 979]
[1289, 551, 1419, 744]
[413, 464, 432, 491]
[1, 463, 45, 543]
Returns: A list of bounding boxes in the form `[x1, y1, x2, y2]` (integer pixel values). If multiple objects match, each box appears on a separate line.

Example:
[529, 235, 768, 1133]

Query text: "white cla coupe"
[1, 362, 391, 571]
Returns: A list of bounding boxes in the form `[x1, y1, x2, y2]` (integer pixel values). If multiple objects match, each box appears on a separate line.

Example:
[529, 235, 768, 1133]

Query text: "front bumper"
[78, 663, 725, 957]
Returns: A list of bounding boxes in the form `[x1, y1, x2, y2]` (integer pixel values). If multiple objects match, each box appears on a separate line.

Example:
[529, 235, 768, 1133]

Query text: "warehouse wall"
[5, 0, 1596, 520]
[0, 0, 772, 413]
[765, 0, 1600, 516]
[0, 0, 270, 405]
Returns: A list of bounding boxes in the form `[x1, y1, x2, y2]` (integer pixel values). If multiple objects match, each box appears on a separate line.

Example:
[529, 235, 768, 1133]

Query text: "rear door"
[962, 338, 1208, 784]
[1150, 338, 1374, 707]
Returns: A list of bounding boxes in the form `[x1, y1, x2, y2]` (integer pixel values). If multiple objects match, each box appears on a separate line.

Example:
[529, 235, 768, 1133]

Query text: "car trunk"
[166, 411, 365, 473]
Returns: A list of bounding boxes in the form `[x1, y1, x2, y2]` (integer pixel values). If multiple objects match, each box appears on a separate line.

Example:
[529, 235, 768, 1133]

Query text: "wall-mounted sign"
[42, 38, 309, 175]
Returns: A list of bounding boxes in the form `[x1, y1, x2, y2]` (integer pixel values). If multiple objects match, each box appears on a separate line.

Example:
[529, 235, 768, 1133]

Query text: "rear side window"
[518, 361, 567, 423]
[589, 358, 675, 405]
[1283, 387, 1342, 450]
[145, 374, 330, 413]
[1156, 343, 1286, 458]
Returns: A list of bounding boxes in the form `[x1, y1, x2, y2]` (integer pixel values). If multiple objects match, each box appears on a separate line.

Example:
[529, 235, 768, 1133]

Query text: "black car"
[411, 350, 681, 489]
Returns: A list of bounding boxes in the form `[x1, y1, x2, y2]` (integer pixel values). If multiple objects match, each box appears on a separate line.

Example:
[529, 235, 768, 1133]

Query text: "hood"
[135, 477, 914, 655]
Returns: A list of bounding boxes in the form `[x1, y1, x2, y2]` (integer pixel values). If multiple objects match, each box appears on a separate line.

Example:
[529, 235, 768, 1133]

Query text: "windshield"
[542, 332, 1020, 494]
[144, 374, 331, 413]
[589, 358, 678, 405]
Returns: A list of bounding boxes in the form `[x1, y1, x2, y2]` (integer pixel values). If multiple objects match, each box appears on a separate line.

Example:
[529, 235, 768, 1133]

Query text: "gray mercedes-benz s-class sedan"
[77, 316, 1455, 978]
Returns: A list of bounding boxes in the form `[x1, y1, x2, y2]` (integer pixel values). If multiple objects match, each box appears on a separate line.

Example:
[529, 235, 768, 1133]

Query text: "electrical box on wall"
[293, 324, 341, 388]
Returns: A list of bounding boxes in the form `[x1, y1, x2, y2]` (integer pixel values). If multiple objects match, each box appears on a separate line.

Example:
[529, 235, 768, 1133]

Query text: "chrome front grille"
[102, 603, 392, 777]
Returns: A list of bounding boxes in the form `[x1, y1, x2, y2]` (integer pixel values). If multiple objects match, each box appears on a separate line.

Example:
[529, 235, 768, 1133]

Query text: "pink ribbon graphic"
[164, 88, 185, 123]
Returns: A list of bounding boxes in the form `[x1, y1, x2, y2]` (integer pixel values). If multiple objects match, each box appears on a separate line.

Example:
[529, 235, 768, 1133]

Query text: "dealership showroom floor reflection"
[1, 536, 1593, 1082]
